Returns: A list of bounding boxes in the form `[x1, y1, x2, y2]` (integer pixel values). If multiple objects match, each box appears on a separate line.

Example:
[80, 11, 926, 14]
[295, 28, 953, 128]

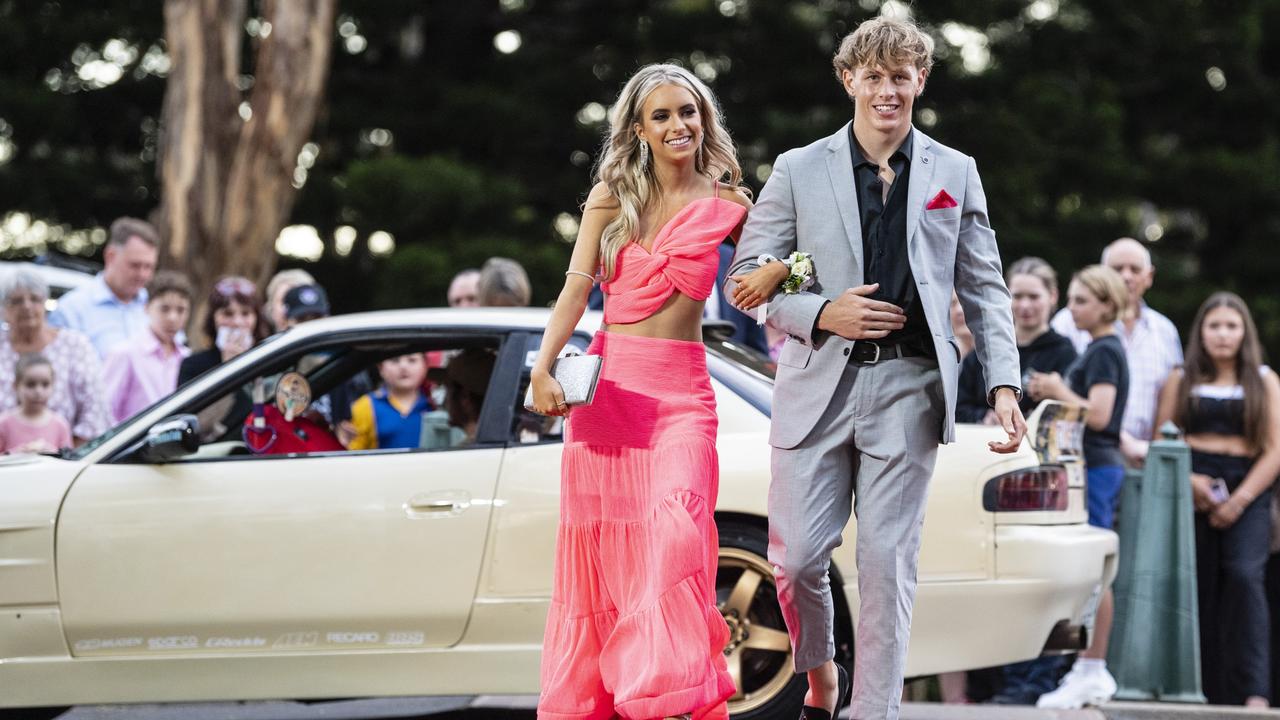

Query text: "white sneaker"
[1035, 663, 1117, 709]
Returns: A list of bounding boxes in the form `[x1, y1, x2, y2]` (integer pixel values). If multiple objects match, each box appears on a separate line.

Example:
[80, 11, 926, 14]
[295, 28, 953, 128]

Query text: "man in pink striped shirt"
[101, 271, 193, 423]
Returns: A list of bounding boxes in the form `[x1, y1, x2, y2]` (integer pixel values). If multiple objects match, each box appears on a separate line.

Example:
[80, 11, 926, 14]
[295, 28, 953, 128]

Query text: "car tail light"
[983, 465, 1069, 512]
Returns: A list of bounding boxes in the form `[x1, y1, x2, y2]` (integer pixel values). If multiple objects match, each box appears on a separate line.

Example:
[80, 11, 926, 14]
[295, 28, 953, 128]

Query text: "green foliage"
[4, 0, 1280, 354]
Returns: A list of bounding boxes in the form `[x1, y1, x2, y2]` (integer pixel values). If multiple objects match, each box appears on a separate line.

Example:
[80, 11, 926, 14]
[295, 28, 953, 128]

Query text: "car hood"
[0, 454, 84, 605]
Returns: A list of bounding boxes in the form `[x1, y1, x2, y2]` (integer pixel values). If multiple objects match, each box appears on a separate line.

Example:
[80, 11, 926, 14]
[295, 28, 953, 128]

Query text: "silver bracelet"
[565, 270, 595, 281]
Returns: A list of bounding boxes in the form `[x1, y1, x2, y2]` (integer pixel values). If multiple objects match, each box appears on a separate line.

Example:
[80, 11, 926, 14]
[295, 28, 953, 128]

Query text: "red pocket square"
[926, 190, 958, 210]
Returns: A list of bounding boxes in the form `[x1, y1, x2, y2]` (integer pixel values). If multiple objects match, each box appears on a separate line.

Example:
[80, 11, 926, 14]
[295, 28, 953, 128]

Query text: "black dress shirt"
[850, 127, 929, 346]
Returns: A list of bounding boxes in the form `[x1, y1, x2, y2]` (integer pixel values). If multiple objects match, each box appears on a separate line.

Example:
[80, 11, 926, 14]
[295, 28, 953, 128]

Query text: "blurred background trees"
[2, 0, 1279, 351]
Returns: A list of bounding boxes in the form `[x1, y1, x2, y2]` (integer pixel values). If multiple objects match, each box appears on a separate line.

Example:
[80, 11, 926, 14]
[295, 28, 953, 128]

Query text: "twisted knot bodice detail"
[601, 197, 747, 325]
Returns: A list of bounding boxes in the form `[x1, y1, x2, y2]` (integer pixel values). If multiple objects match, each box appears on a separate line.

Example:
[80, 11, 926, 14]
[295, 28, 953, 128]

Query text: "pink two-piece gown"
[538, 194, 747, 720]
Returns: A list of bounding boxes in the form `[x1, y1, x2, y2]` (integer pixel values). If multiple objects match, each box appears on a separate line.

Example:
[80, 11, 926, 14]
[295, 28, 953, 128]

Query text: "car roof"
[275, 307, 603, 342]
[0, 260, 96, 292]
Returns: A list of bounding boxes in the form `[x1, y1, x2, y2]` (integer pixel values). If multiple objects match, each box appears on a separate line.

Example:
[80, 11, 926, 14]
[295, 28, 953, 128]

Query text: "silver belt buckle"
[862, 341, 881, 364]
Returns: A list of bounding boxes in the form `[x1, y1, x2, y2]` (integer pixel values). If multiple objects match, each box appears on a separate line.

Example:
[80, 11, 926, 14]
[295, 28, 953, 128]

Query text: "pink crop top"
[601, 196, 747, 324]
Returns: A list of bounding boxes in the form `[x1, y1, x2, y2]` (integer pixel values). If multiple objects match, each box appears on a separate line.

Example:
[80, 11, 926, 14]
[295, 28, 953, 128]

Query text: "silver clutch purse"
[523, 354, 603, 413]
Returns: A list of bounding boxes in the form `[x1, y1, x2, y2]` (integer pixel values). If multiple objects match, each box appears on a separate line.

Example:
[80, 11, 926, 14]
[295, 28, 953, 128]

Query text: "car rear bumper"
[902, 523, 1118, 676]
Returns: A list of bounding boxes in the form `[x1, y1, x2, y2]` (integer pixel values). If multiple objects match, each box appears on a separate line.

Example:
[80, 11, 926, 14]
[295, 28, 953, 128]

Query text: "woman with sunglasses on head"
[1154, 292, 1280, 708]
[177, 276, 271, 386]
[177, 276, 271, 443]
[528, 63, 751, 720]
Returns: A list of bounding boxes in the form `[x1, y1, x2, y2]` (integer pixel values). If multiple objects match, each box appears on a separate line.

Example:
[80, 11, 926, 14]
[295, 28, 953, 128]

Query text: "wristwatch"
[988, 384, 1023, 407]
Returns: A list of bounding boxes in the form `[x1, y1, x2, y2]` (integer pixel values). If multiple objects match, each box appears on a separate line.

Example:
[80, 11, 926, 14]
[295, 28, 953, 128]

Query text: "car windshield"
[63, 399, 163, 460]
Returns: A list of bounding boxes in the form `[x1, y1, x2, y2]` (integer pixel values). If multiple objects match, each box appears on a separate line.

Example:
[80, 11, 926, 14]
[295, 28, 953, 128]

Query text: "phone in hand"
[1208, 477, 1230, 505]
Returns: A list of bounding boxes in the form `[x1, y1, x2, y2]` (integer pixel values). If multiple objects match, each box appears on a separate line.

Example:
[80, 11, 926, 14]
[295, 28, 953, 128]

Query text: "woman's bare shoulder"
[584, 181, 621, 214]
[718, 183, 754, 210]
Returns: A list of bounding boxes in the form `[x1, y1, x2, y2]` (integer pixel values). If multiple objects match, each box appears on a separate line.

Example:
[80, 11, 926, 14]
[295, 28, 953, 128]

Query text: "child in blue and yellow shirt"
[346, 352, 431, 450]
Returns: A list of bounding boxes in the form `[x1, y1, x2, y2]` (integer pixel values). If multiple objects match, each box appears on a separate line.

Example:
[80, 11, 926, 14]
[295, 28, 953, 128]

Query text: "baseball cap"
[284, 284, 330, 320]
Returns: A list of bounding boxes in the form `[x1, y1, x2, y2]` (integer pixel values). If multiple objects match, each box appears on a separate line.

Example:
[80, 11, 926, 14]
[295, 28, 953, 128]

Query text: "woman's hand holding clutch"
[531, 369, 569, 416]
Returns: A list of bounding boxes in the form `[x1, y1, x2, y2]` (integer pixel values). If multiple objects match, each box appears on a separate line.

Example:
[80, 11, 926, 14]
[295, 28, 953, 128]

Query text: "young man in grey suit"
[727, 17, 1026, 720]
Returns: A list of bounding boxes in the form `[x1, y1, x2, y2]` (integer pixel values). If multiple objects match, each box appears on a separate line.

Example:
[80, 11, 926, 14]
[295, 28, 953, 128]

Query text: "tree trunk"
[155, 0, 336, 342]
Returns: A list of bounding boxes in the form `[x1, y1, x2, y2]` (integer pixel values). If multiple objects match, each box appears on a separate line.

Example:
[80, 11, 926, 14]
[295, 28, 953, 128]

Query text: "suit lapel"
[825, 124, 863, 271]
[906, 128, 935, 255]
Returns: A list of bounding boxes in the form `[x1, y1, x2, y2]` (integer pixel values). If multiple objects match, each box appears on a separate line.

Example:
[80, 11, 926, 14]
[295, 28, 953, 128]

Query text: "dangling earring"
[695, 142, 704, 170]
[638, 139, 649, 168]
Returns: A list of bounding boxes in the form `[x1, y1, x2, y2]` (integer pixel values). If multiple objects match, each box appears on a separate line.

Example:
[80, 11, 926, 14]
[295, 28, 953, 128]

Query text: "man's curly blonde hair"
[832, 17, 935, 83]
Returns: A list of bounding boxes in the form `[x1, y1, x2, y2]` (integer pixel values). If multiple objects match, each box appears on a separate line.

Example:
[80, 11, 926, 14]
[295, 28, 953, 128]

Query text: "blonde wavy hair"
[589, 63, 742, 281]
[1071, 264, 1129, 325]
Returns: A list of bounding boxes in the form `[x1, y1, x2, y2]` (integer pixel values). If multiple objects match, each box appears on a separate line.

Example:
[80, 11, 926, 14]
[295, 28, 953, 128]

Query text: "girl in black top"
[1154, 292, 1280, 707]
[177, 275, 271, 386]
[956, 257, 1077, 423]
[177, 276, 271, 441]
[1026, 264, 1130, 708]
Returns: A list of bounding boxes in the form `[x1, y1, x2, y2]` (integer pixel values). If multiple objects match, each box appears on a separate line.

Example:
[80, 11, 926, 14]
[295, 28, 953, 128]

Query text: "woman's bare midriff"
[603, 292, 705, 342]
[1184, 432, 1255, 459]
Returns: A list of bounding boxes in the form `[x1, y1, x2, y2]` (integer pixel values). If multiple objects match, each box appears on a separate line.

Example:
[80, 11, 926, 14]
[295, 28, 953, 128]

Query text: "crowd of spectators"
[0, 227, 530, 458]
[939, 238, 1278, 710]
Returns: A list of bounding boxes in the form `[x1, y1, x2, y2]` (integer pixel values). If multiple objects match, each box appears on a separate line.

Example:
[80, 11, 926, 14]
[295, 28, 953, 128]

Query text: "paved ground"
[15, 699, 1277, 719]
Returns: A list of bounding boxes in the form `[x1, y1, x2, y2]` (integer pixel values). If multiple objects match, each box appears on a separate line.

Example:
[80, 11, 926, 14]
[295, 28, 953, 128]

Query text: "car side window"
[510, 332, 591, 445]
[129, 335, 504, 463]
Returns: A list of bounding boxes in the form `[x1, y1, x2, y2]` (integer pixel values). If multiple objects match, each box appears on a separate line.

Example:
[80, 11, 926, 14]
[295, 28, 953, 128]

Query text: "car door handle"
[405, 491, 471, 518]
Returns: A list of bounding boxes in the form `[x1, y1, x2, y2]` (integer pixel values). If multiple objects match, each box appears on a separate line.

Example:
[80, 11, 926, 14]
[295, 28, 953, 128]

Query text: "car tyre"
[717, 519, 809, 719]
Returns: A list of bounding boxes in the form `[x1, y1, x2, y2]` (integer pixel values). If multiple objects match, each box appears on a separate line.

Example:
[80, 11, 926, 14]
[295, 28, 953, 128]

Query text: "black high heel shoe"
[799, 663, 850, 720]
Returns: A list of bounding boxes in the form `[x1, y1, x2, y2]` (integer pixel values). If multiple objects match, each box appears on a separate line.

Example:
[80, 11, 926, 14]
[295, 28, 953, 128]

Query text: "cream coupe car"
[0, 308, 1117, 718]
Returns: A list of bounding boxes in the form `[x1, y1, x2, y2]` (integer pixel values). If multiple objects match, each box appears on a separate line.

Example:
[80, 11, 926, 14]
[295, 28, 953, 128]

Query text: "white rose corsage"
[755, 251, 816, 324]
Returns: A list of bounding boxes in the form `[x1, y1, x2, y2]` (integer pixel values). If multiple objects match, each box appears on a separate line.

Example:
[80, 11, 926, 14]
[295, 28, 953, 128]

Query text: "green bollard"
[1107, 421, 1206, 702]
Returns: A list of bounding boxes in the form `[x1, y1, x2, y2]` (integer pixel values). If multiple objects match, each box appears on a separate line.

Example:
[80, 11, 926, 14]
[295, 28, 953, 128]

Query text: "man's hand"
[1120, 432, 1149, 468]
[987, 387, 1027, 453]
[816, 284, 905, 340]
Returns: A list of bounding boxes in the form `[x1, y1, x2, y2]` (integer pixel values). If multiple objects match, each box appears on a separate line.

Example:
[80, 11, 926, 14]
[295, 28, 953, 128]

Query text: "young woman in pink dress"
[529, 64, 753, 720]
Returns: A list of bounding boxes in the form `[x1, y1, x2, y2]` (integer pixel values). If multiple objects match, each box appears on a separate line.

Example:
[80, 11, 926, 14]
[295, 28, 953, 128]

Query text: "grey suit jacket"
[728, 124, 1018, 449]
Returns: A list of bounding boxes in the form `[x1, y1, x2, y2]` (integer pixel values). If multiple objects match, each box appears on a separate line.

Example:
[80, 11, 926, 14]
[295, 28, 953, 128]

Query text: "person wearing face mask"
[176, 276, 270, 442]
[178, 276, 270, 385]
[1052, 238, 1182, 465]
[1154, 293, 1280, 708]
[956, 257, 1077, 425]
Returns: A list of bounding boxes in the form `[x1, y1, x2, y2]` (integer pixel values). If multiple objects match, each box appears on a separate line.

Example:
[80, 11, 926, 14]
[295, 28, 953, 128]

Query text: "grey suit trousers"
[768, 354, 944, 720]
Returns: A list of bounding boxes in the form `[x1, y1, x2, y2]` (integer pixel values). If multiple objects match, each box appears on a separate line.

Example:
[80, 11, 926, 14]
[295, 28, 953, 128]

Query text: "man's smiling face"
[844, 61, 926, 136]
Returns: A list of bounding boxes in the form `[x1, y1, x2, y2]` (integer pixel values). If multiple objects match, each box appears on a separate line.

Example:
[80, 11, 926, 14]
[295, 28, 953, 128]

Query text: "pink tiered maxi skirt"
[538, 331, 735, 720]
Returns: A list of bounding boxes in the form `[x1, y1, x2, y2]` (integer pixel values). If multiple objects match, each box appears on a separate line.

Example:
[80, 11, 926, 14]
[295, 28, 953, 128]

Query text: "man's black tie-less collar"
[849, 127, 929, 348]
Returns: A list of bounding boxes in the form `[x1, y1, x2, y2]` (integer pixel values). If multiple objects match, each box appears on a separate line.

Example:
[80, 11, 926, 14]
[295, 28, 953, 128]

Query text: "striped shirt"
[1051, 303, 1183, 442]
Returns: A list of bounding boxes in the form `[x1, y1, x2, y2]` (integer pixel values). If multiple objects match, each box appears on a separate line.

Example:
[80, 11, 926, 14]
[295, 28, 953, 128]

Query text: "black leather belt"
[847, 340, 934, 364]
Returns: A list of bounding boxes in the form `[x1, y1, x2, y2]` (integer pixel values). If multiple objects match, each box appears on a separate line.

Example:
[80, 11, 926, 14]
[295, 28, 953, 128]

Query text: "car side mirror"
[138, 414, 200, 462]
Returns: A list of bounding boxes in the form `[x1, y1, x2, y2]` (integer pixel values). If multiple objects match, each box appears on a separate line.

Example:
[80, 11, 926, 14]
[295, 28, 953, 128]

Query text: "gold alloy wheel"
[717, 547, 794, 714]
